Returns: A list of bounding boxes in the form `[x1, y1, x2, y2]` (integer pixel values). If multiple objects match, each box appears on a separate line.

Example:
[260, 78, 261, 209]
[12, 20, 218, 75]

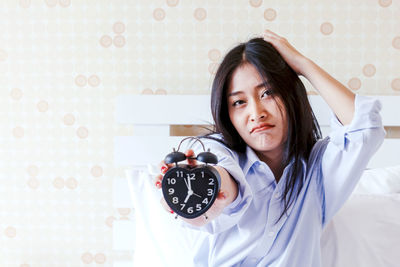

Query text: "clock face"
[161, 164, 220, 219]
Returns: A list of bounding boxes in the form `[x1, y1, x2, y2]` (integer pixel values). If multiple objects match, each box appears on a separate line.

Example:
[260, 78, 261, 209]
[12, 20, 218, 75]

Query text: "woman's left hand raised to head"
[263, 29, 355, 125]
[263, 29, 310, 76]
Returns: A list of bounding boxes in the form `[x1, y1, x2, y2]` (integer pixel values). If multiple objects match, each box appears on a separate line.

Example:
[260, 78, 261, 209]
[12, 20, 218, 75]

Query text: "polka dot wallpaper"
[0, 0, 399, 266]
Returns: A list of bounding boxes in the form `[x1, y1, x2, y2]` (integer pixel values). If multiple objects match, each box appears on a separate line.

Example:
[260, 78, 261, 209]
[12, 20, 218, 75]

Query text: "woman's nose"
[249, 101, 266, 122]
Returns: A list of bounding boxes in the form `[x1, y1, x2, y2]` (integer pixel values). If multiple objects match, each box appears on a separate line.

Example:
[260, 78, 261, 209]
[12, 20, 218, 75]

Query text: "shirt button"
[274, 193, 280, 199]
[257, 163, 264, 171]
[268, 231, 274, 237]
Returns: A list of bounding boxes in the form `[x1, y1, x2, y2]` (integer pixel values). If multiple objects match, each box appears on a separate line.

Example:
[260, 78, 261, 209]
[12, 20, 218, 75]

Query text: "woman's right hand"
[153, 149, 238, 227]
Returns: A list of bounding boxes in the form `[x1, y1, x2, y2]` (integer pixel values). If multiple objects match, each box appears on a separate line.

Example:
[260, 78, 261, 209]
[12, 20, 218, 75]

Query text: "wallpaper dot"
[0, 49, 7, 61]
[88, 75, 101, 87]
[20, 264, 30, 267]
[113, 22, 125, 34]
[65, 177, 78, 189]
[392, 36, 400, 50]
[264, 8, 277, 21]
[120, 216, 129, 220]
[75, 75, 87, 87]
[53, 177, 64, 189]
[348, 77, 362, 90]
[10, 88, 23, 100]
[194, 8, 207, 21]
[250, 0, 263, 8]
[27, 177, 39, 189]
[99, 35, 112, 48]
[37, 100, 49, 112]
[81, 252, 93, 264]
[155, 88, 167, 95]
[91, 165, 103, 178]
[27, 165, 39, 177]
[105, 216, 116, 227]
[45, 0, 57, 8]
[208, 62, 219, 74]
[63, 113, 75, 126]
[59, 0, 71, 7]
[153, 8, 166, 21]
[208, 49, 221, 61]
[113, 35, 126, 48]
[94, 253, 106, 264]
[320, 22, 334, 35]
[117, 208, 131, 216]
[167, 0, 179, 7]
[5, 226, 16, 238]
[363, 64, 376, 77]
[13, 127, 24, 138]
[379, 0, 392, 7]
[391, 78, 400, 91]
[77, 126, 89, 139]
[19, 0, 30, 8]
[141, 88, 153, 94]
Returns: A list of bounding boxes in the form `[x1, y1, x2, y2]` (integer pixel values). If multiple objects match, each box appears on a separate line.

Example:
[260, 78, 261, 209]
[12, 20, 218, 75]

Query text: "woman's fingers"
[154, 160, 174, 188]
[154, 174, 162, 188]
[185, 149, 197, 166]
[262, 29, 307, 75]
[160, 197, 174, 214]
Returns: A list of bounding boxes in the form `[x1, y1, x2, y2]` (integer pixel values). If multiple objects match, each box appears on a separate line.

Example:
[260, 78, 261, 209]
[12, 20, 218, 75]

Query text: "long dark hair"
[209, 37, 322, 220]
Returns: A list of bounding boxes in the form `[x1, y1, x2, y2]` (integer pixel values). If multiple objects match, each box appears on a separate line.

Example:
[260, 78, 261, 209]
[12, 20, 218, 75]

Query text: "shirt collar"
[242, 145, 262, 176]
[242, 146, 305, 185]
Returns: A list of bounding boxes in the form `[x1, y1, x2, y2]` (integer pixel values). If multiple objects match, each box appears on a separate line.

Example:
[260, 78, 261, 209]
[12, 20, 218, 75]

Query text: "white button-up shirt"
[185, 95, 385, 267]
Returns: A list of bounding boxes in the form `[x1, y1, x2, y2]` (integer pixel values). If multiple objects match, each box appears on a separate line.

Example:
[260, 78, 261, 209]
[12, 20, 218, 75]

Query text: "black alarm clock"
[161, 137, 221, 219]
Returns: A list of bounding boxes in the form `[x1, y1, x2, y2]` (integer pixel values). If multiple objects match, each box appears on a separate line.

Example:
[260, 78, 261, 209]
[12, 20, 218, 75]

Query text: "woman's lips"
[250, 124, 274, 133]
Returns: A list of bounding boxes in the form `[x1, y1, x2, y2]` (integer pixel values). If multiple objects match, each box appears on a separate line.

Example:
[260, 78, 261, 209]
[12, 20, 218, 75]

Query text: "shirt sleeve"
[181, 136, 253, 234]
[319, 94, 386, 225]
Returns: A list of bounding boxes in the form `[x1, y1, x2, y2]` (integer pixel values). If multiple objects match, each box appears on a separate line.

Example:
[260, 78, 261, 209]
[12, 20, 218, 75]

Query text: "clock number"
[187, 207, 194, 214]
[208, 178, 214, 185]
[176, 171, 184, 178]
[201, 171, 204, 178]
[207, 189, 213, 196]
[180, 204, 185, 210]
[202, 198, 208, 204]
[167, 178, 176, 185]
[168, 188, 174, 195]
[187, 173, 195, 179]
[172, 197, 179, 204]
[196, 204, 202, 211]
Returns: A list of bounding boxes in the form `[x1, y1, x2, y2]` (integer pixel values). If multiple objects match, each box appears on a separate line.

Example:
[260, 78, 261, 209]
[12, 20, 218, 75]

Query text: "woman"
[155, 30, 385, 266]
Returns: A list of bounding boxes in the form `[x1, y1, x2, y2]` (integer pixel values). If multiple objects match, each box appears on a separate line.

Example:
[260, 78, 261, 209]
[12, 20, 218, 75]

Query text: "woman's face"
[227, 63, 288, 160]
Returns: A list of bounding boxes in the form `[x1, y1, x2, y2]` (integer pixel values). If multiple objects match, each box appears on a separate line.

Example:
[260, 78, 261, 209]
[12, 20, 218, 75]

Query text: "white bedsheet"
[128, 165, 400, 267]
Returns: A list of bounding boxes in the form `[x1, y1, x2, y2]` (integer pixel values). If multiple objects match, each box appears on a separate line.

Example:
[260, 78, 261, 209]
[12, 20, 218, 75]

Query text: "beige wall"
[1, 0, 399, 266]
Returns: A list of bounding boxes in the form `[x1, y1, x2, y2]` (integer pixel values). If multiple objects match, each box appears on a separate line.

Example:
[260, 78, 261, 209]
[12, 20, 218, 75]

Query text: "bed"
[112, 95, 400, 267]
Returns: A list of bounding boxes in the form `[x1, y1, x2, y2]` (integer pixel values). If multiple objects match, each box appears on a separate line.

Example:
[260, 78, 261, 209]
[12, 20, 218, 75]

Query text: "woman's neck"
[256, 149, 285, 183]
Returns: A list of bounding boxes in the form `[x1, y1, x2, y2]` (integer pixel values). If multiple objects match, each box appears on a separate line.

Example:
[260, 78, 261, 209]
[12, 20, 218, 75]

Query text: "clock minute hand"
[187, 175, 193, 191]
[184, 177, 189, 189]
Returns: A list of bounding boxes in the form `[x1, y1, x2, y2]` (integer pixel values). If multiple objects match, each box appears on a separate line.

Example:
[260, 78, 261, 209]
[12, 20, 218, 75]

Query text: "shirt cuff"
[329, 94, 383, 150]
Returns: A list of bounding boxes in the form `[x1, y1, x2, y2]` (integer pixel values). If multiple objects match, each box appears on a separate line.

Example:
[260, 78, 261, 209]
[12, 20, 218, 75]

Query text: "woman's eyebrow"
[255, 82, 270, 89]
[227, 91, 243, 97]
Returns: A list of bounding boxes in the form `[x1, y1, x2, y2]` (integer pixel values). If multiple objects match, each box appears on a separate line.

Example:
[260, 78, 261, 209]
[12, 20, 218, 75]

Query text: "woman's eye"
[261, 89, 273, 98]
[232, 100, 245, 107]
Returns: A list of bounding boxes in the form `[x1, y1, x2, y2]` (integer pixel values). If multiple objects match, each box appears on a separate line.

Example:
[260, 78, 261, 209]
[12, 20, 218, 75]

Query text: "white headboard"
[111, 95, 400, 265]
[114, 95, 400, 168]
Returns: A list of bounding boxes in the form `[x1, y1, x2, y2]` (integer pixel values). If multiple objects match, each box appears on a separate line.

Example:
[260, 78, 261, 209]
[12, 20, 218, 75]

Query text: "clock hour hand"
[184, 193, 191, 203]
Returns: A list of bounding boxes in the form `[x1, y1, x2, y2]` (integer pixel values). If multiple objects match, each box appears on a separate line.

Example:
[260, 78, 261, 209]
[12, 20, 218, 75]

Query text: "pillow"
[125, 167, 208, 267]
[321, 193, 400, 267]
[354, 165, 400, 194]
